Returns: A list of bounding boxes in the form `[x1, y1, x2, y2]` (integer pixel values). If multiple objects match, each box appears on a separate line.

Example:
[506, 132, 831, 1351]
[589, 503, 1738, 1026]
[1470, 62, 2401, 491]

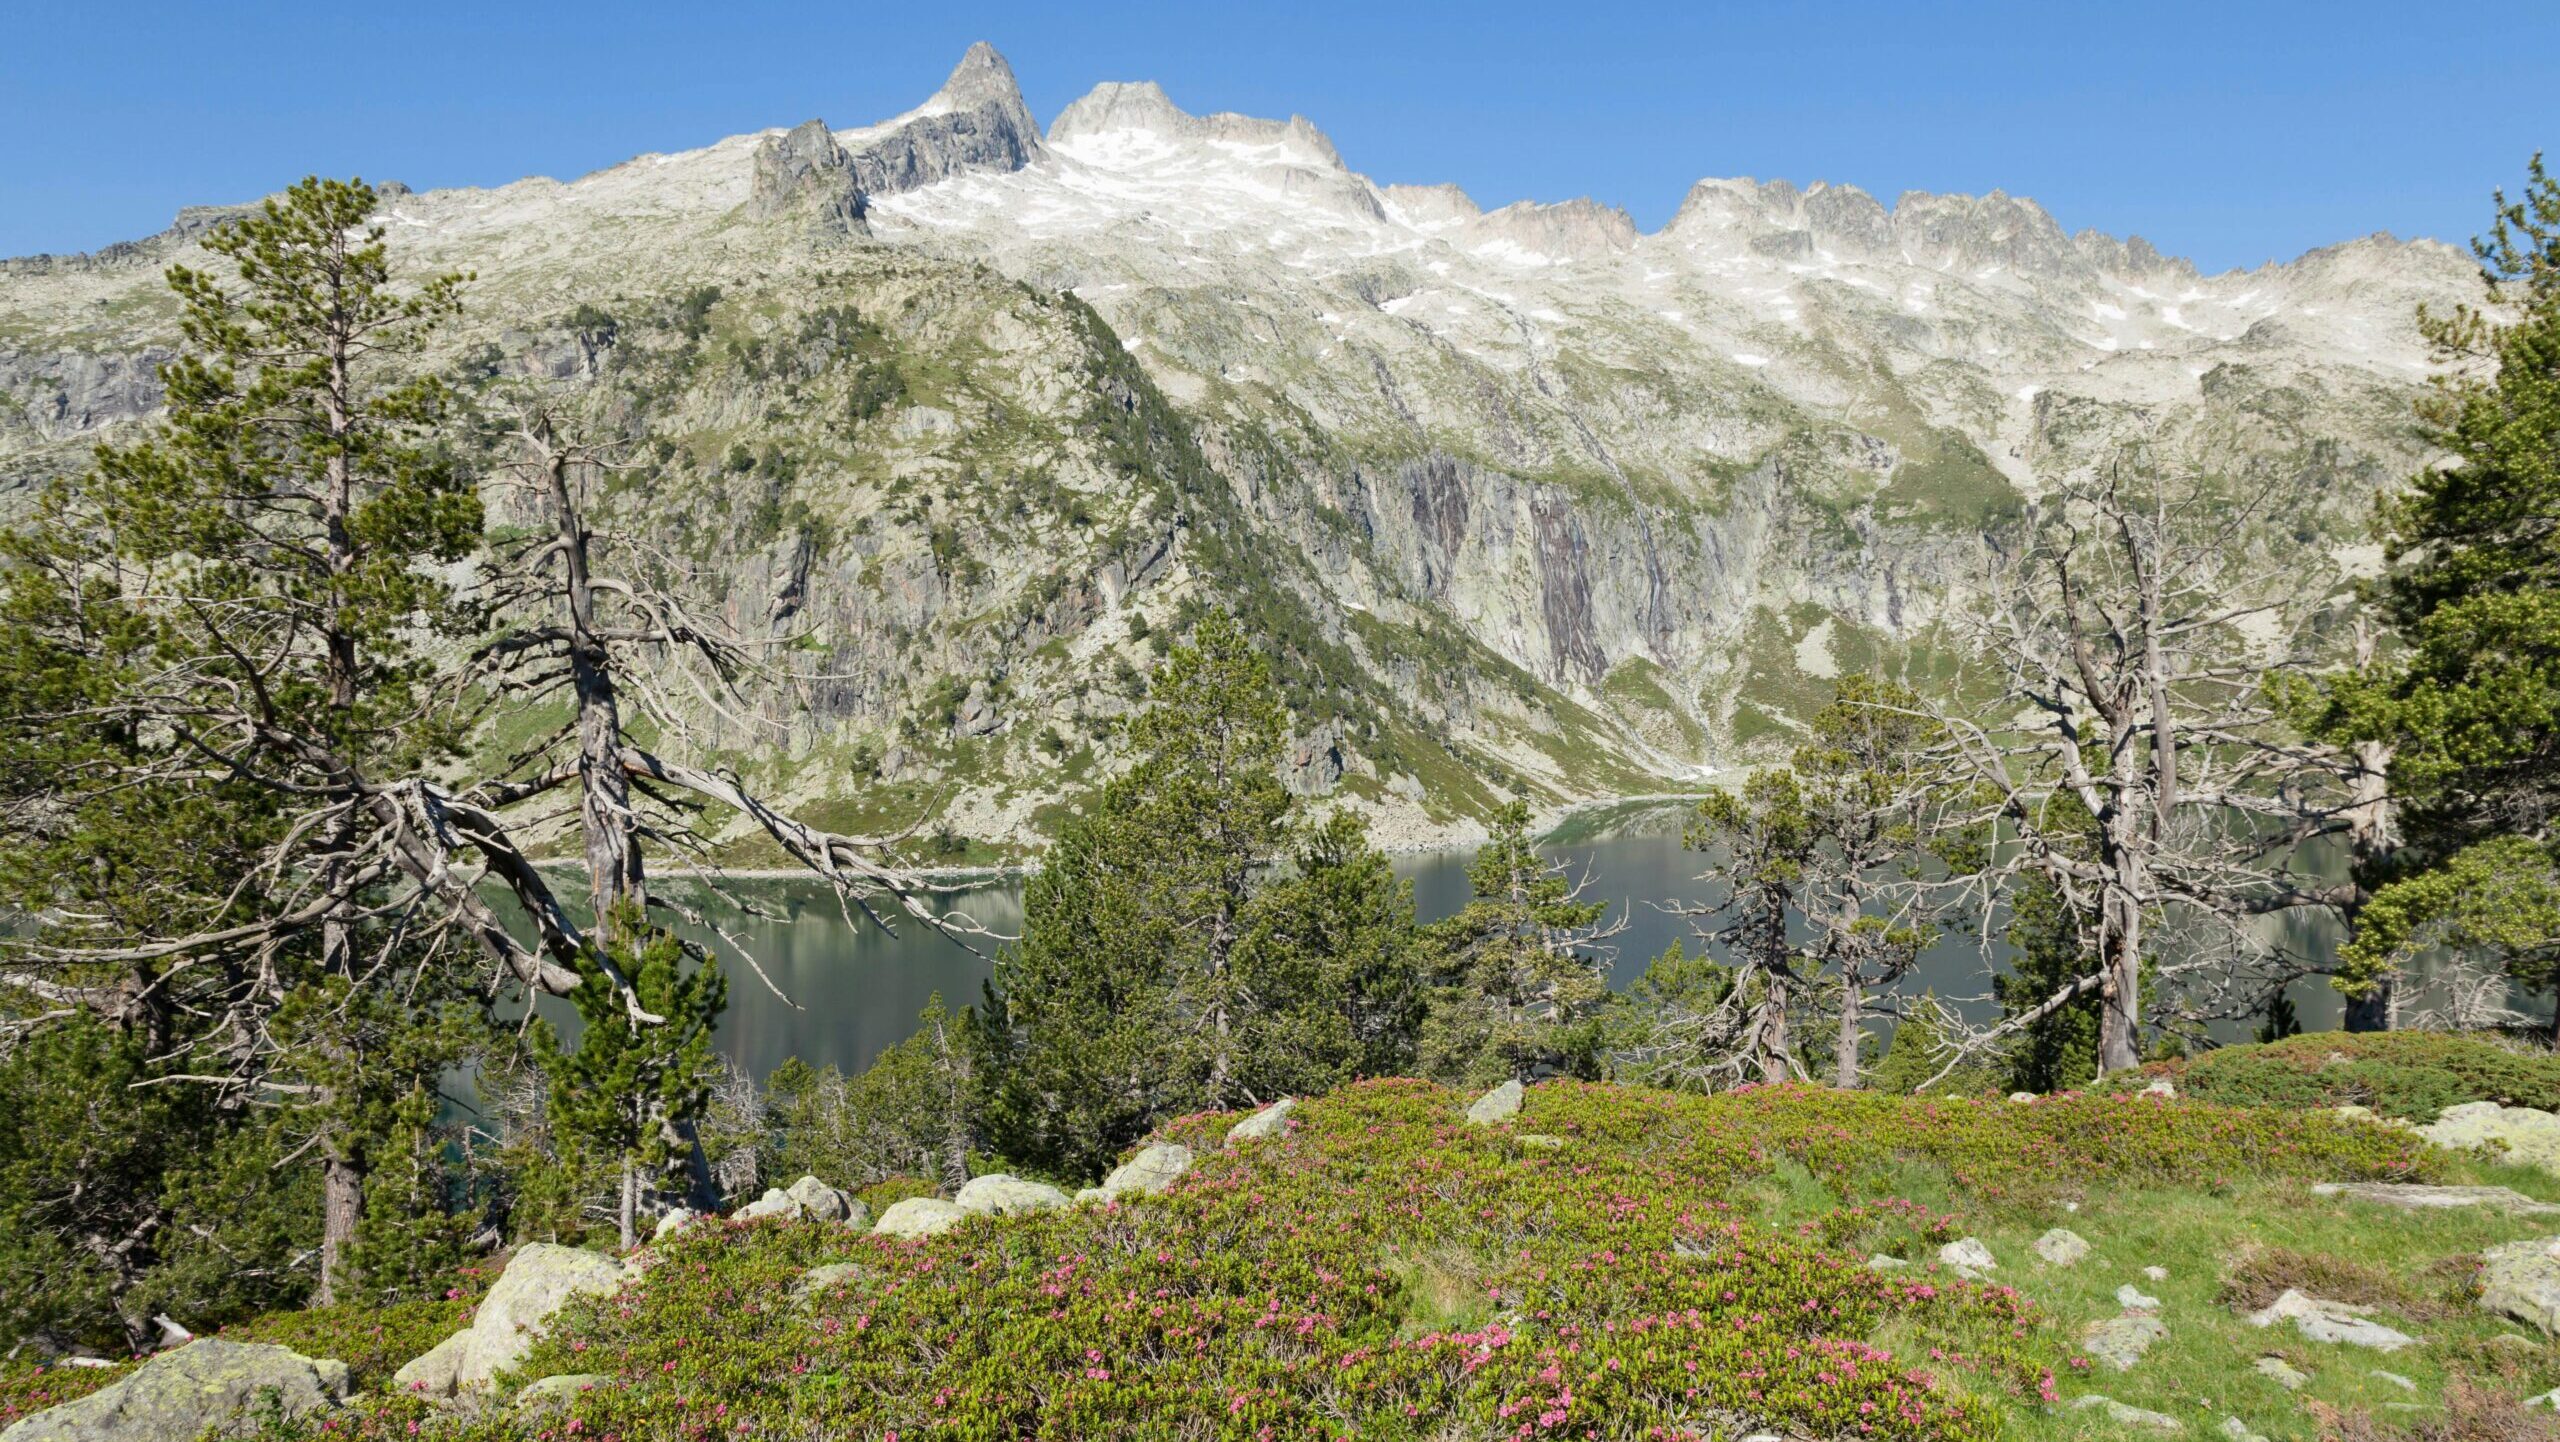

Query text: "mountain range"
[0, 43, 2476, 853]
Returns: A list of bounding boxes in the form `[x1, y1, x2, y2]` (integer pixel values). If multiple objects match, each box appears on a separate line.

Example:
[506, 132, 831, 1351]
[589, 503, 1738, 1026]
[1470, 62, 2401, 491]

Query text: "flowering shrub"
[2120, 1032, 2560, 1122]
[244, 1079, 2434, 1441]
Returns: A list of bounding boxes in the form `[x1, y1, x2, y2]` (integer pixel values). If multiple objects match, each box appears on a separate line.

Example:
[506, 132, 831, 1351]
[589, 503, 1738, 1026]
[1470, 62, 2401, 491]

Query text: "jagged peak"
[1049, 80, 1344, 171]
[1379, 183, 1480, 231]
[929, 41, 1030, 117]
[1463, 197, 1638, 261]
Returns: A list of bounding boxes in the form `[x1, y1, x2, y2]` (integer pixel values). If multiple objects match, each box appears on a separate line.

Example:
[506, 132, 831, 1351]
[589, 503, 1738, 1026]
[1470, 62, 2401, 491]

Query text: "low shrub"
[2128, 1031, 2560, 1122]
[0, 1360, 125, 1430]
[252, 1079, 2432, 1441]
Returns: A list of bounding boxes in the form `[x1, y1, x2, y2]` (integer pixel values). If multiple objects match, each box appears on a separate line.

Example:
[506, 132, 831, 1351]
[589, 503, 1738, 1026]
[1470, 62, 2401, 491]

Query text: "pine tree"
[2311, 157, 2560, 1033]
[529, 923, 726, 1248]
[1418, 801, 1616, 1086]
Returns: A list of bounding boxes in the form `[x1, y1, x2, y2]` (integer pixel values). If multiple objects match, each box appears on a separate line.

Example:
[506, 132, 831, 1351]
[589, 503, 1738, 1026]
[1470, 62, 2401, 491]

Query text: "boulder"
[2118, 1283, 2162, 1311]
[2220, 1417, 2270, 1442]
[738, 1174, 867, 1226]
[2312, 1181, 2560, 1215]
[873, 1196, 968, 1239]
[652, 1207, 703, 1241]
[1866, 1254, 1908, 1271]
[0, 1340, 349, 1442]
[1465, 1080, 1524, 1125]
[1099, 1142, 1193, 1197]
[2479, 1236, 2560, 1334]
[2069, 1395, 2184, 1432]
[1226, 1099, 1297, 1146]
[1074, 1187, 1112, 1206]
[2033, 1227, 2090, 1266]
[391, 1243, 628, 1396]
[2082, 1313, 2168, 1371]
[514, 1373, 608, 1412]
[2008, 1091, 2038, 1103]
[954, 1174, 1071, 1217]
[2243, 1289, 2415, 1351]
[2253, 1355, 2309, 1390]
[1937, 1237, 1997, 1274]
[2371, 1369, 2418, 1393]
[2417, 1101, 2560, 1173]
[2143, 1265, 2169, 1282]
[2142, 1078, 2178, 1099]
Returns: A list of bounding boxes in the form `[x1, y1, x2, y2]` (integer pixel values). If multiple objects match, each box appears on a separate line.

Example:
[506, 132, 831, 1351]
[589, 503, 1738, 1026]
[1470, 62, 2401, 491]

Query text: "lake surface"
[656, 805, 2368, 1080]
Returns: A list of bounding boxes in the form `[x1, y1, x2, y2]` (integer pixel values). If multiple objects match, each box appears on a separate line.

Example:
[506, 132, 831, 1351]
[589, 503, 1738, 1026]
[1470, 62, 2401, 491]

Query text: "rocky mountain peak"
[1463, 197, 1639, 261]
[1048, 80, 1344, 171]
[749, 119, 863, 234]
[838, 41, 1046, 199]
[935, 41, 1029, 116]
[1379, 182, 1482, 232]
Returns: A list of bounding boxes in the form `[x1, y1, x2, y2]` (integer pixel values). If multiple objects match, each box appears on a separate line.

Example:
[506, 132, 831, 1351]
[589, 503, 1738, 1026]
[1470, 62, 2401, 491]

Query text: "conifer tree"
[1418, 801, 1618, 1085]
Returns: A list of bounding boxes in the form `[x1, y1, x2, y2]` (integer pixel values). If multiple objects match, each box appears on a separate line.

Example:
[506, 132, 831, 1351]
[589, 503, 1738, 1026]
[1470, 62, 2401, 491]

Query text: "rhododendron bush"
[277, 1080, 2432, 1440]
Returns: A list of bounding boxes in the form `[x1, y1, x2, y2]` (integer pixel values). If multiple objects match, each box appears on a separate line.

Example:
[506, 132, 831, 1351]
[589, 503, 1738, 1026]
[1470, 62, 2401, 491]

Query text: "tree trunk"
[618, 1156, 637, 1251]
[317, 1150, 364, 1306]
[1834, 982, 1863, 1089]
[2096, 891, 2143, 1074]
[2344, 983, 2394, 1033]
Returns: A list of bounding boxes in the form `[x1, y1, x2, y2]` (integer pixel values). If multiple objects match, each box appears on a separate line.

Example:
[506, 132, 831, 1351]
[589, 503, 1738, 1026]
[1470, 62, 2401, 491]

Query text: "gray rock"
[792, 1262, 862, 1305]
[1516, 1133, 1565, 1149]
[652, 1207, 702, 1241]
[2008, 1091, 2038, 1103]
[1100, 1142, 1193, 1196]
[847, 44, 1047, 200]
[2118, 1283, 2162, 1311]
[1867, 1254, 1908, 1271]
[2142, 1078, 2178, 1098]
[1074, 1186, 1112, 1206]
[2370, 1369, 2417, 1393]
[2033, 1227, 2090, 1266]
[2479, 1236, 2560, 1334]
[1226, 1099, 1297, 1146]
[2252, 1355, 2310, 1389]
[0, 1339, 349, 1442]
[2312, 1181, 2560, 1215]
[2243, 1289, 2415, 1351]
[2082, 1313, 2169, 1371]
[954, 1173, 1071, 1217]
[391, 1243, 629, 1396]
[2069, 1395, 2185, 1432]
[2529, 1386, 2560, 1410]
[514, 1372, 608, 1412]
[2219, 1417, 2269, 1442]
[2143, 1265, 2169, 1282]
[737, 1175, 868, 1227]
[873, 1196, 968, 1239]
[1937, 1237, 1997, 1273]
[2417, 1101, 2560, 1174]
[748, 119, 864, 234]
[1465, 1079, 1524, 1125]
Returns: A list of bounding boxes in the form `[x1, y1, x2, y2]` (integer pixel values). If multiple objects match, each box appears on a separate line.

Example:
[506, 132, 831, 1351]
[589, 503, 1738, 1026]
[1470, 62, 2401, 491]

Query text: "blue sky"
[6, 2, 2555, 273]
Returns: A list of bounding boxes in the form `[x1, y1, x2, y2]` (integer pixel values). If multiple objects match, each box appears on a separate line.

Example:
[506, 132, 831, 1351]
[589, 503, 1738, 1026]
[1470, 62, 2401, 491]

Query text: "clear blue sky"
[6, 1, 2554, 273]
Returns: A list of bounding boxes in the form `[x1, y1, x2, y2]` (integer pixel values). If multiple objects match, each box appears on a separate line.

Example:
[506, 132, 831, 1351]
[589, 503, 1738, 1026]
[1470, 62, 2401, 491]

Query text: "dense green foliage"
[1417, 800, 1615, 1084]
[2130, 1030, 2560, 1122]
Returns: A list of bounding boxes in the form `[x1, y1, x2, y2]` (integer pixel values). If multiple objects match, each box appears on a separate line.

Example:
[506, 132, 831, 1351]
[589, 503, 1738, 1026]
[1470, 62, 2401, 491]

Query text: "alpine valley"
[0, 43, 2475, 856]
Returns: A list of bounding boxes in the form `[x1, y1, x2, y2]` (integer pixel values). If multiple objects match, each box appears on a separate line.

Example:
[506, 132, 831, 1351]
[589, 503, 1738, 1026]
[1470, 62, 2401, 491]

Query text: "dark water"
[658, 804, 2366, 1081]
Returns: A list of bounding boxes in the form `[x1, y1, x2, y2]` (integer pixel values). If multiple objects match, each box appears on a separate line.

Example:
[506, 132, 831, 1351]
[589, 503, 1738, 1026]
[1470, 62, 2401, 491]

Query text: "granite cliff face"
[0, 43, 2476, 851]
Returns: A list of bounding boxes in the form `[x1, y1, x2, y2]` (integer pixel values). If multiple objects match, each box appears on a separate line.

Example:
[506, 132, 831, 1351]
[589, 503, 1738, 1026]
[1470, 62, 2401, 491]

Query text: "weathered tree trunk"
[1834, 983, 1863, 1089]
[2096, 886, 2144, 1075]
[618, 1156, 638, 1251]
[317, 1152, 364, 1306]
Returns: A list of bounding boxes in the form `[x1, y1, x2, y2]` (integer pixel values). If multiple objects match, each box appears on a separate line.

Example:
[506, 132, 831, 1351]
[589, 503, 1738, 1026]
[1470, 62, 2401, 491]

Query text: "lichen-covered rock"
[873, 1196, 968, 1238]
[2220, 1416, 2270, 1442]
[2083, 1313, 2168, 1371]
[2243, 1289, 2415, 1351]
[2069, 1395, 2184, 1432]
[1465, 1080, 1524, 1126]
[2253, 1355, 2310, 1389]
[2312, 1181, 2560, 1215]
[1100, 1142, 1193, 1196]
[793, 1262, 863, 1304]
[0, 1339, 349, 1442]
[954, 1173, 1071, 1216]
[2033, 1227, 2090, 1265]
[2416, 1101, 2560, 1174]
[737, 1175, 868, 1227]
[2480, 1237, 2560, 1334]
[1225, 1099, 1297, 1146]
[2118, 1283, 2162, 1311]
[392, 1243, 628, 1396]
[1937, 1237, 1996, 1274]
[514, 1373, 609, 1412]
[652, 1207, 703, 1241]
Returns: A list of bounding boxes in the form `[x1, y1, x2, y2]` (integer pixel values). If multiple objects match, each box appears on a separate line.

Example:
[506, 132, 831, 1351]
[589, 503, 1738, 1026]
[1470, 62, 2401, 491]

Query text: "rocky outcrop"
[0, 349, 172, 439]
[2033, 1228, 2090, 1266]
[2311, 1181, 2560, 1214]
[2243, 1289, 2414, 1351]
[0, 1340, 348, 1442]
[1226, 1097, 1297, 1146]
[954, 1173, 1071, 1217]
[2415, 1101, 2560, 1173]
[1097, 1142, 1192, 1198]
[749, 120, 863, 234]
[738, 1174, 868, 1226]
[1938, 1238, 1997, 1276]
[392, 1243, 629, 1396]
[2069, 1395, 2184, 1432]
[2082, 1312, 2167, 1371]
[847, 43, 1046, 199]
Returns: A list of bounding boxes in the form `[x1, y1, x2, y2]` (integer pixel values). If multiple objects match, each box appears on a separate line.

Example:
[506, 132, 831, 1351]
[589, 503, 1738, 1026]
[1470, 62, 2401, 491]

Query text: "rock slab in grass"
[1937, 1237, 1996, 1273]
[2083, 1313, 2169, 1371]
[0, 1339, 349, 1442]
[2311, 1181, 2560, 1215]
[2118, 1283, 2162, 1310]
[2243, 1289, 2415, 1352]
[873, 1196, 967, 1238]
[1100, 1142, 1193, 1198]
[2034, 1228, 2090, 1266]
[2479, 1236, 2560, 1334]
[2220, 1417, 2269, 1442]
[393, 1243, 630, 1397]
[1226, 1099, 1296, 1146]
[2371, 1369, 2417, 1392]
[2252, 1355, 2310, 1389]
[2070, 1395, 2184, 1432]
[1466, 1080, 1524, 1125]
[955, 1174, 1072, 1217]
[2417, 1101, 2560, 1173]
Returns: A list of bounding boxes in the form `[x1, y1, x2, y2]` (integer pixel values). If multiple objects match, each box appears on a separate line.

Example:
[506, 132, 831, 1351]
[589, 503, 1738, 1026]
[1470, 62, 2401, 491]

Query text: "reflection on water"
[640, 805, 2395, 1081]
